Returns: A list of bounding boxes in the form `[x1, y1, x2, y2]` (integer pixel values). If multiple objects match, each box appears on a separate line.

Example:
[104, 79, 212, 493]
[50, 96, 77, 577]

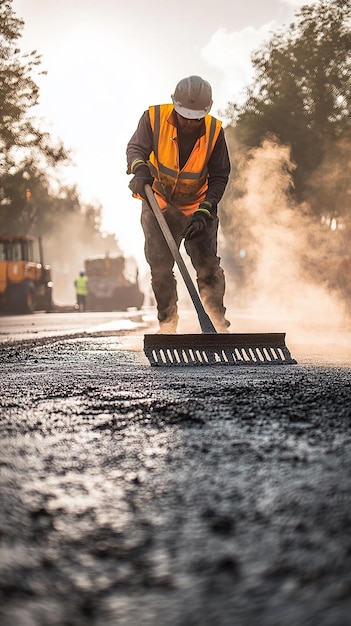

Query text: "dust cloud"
[220, 136, 351, 357]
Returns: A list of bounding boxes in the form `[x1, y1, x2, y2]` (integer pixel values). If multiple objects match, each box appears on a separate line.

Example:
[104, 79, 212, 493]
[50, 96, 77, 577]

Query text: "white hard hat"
[171, 75, 213, 119]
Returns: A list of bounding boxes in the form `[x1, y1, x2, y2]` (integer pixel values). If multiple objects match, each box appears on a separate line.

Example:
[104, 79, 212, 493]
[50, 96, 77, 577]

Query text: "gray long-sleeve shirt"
[126, 108, 231, 208]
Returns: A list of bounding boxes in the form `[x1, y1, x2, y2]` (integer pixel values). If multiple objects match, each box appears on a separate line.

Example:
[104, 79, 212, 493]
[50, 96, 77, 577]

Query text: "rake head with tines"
[144, 333, 297, 367]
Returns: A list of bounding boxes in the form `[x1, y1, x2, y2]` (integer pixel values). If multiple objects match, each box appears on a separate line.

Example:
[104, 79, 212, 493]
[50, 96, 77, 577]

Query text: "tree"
[0, 0, 69, 190]
[0, 0, 73, 237]
[225, 0, 351, 211]
[0, 1, 107, 244]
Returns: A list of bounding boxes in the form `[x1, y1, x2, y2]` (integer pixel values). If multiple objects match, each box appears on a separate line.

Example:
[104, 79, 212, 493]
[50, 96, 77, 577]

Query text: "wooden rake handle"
[144, 184, 217, 334]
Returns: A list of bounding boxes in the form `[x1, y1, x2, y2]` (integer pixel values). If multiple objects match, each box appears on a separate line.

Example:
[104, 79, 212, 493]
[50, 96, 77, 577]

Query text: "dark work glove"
[184, 202, 212, 241]
[128, 164, 153, 200]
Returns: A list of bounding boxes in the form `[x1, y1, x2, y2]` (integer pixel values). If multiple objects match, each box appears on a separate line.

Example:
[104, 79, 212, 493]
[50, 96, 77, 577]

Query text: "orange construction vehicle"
[0, 235, 53, 314]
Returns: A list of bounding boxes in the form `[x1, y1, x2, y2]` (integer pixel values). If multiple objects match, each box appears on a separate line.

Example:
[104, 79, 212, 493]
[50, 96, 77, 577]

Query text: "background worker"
[74, 269, 88, 312]
[126, 75, 231, 334]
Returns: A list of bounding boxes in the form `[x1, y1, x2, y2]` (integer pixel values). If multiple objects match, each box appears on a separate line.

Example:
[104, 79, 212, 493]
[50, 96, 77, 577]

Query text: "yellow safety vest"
[148, 104, 222, 215]
[75, 275, 88, 295]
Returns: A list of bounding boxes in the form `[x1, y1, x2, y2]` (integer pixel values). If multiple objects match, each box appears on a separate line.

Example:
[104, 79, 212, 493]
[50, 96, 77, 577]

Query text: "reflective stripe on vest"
[148, 104, 222, 213]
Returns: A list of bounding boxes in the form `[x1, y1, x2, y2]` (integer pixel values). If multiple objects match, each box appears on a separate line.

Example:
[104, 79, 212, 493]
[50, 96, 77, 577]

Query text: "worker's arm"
[204, 128, 231, 209]
[126, 111, 153, 174]
[184, 129, 231, 240]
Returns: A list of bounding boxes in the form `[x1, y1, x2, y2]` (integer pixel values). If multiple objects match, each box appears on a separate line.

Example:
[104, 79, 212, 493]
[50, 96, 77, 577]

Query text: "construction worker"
[74, 270, 88, 312]
[126, 75, 231, 334]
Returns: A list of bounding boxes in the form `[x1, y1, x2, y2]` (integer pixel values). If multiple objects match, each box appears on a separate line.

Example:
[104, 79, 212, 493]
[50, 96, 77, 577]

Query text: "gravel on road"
[0, 333, 350, 626]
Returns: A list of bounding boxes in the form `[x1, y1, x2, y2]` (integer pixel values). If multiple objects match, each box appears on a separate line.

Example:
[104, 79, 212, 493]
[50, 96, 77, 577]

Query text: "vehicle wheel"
[17, 281, 36, 314]
[125, 285, 145, 309]
[45, 287, 53, 313]
[87, 295, 97, 311]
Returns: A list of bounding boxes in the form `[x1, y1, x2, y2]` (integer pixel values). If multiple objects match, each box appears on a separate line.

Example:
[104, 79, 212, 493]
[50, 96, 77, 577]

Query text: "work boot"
[157, 316, 178, 334]
[213, 316, 231, 333]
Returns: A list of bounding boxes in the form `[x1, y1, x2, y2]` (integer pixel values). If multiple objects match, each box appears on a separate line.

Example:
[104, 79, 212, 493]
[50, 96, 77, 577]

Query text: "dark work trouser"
[140, 201, 227, 327]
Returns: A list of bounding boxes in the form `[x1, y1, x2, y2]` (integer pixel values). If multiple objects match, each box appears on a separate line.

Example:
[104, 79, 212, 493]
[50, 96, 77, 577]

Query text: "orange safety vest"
[147, 104, 222, 215]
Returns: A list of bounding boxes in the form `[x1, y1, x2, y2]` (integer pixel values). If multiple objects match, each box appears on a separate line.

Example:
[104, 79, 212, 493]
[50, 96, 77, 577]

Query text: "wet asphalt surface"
[0, 327, 351, 626]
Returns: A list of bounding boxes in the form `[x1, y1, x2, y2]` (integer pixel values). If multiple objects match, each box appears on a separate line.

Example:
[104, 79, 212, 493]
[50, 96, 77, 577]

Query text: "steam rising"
[221, 137, 350, 340]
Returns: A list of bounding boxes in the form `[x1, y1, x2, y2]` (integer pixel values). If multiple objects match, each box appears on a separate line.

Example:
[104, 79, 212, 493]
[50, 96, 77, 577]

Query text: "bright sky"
[12, 0, 314, 269]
